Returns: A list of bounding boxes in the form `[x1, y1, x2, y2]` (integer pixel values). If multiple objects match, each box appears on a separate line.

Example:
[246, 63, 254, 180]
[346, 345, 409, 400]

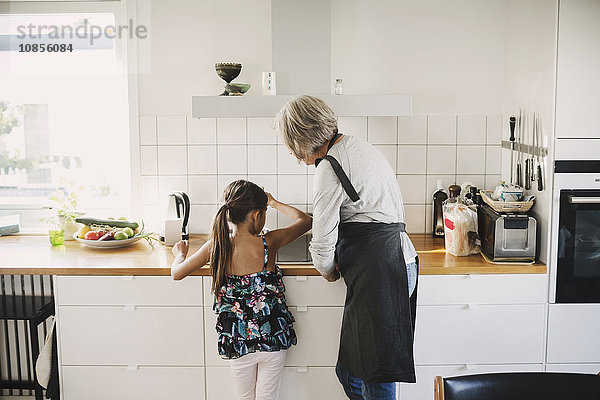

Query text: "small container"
[448, 184, 462, 199]
[432, 180, 448, 237]
[335, 79, 343, 95]
[262, 72, 276, 95]
[49, 227, 65, 246]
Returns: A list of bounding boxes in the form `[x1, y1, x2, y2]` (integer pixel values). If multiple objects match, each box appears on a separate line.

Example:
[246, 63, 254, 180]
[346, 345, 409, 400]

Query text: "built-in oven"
[551, 160, 600, 303]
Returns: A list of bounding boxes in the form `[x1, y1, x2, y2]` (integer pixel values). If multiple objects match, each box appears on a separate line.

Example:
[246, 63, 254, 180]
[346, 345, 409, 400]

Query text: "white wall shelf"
[191, 94, 412, 118]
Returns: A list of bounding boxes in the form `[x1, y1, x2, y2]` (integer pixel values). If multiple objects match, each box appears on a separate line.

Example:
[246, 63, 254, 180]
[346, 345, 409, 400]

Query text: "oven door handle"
[569, 196, 600, 204]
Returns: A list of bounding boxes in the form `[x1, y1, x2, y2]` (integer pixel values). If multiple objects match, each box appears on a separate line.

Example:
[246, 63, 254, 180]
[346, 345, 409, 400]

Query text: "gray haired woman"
[276, 95, 419, 400]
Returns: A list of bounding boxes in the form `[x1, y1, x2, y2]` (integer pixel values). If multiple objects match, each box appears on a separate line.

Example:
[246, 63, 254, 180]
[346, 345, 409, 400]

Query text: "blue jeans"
[336, 361, 396, 400]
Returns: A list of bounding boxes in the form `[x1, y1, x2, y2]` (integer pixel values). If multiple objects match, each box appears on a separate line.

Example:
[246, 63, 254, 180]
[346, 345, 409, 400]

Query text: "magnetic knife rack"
[501, 140, 548, 158]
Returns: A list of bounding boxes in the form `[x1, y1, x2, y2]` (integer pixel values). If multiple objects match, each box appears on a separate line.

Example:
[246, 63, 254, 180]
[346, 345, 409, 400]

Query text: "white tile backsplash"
[398, 116, 427, 145]
[188, 175, 218, 204]
[398, 145, 427, 174]
[373, 145, 397, 171]
[140, 146, 158, 175]
[188, 117, 216, 145]
[428, 115, 457, 144]
[278, 175, 307, 204]
[457, 115, 486, 145]
[217, 118, 246, 144]
[264, 207, 278, 231]
[485, 174, 502, 191]
[367, 116, 397, 144]
[425, 204, 433, 234]
[158, 116, 186, 145]
[456, 145, 486, 174]
[277, 204, 307, 229]
[455, 175, 485, 193]
[188, 146, 217, 174]
[427, 145, 457, 175]
[139, 116, 157, 145]
[338, 117, 367, 140]
[247, 117, 277, 144]
[158, 146, 187, 175]
[140, 114, 504, 235]
[248, 145, 277, 174]
[218, 145, 247, 174]
[396, 175, 427, 204]
[277, 146, 307, 174]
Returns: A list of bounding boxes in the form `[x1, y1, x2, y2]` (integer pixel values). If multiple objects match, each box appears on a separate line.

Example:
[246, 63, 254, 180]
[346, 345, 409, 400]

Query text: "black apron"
[316, 134, 418, 383]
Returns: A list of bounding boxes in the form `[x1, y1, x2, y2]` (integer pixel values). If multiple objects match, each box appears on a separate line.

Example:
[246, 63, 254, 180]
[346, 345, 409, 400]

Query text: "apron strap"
[315, 134, 361, 203]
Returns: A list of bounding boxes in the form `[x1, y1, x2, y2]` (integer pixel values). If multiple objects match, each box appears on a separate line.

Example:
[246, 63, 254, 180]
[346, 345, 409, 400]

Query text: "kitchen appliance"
[160, 191, 190, 245]
[551, 160, 600, 303]
[478, 203, 536, 262]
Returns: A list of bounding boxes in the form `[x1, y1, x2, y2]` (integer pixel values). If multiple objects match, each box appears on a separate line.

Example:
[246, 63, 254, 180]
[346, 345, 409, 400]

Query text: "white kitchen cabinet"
[57, 275, 203, 306]
[414, 304, 546, 365]
[547, 304, 600, 363]
[399, 363, 543, 400]
[417, 274, 547, 305]
[555, 0, 600, 138]
[204, 306, 343, 367]
[545, 364, 600, 374]
[206, 366, 346, 400]
[59, 306, 204, 366]
[62, 366, 205, 400]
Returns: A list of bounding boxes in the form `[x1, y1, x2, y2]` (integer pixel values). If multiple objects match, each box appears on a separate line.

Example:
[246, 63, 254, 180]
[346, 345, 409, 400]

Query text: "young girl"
[171, 180, 311, 400]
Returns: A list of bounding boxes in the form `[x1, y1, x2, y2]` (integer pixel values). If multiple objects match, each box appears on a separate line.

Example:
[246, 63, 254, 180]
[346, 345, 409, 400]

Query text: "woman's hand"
[323, 264, 341, 282]
[172, 240, 189, 261]
[265, 191, 277, 208]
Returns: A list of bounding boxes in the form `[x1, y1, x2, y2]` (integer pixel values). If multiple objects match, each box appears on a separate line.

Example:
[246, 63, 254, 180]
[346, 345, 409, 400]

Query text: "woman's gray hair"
[275, 95, 338, 160]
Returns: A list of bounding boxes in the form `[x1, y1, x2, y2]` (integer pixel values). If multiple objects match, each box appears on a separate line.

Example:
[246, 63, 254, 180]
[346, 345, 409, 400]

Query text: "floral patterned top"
[213, 236, 297, 359]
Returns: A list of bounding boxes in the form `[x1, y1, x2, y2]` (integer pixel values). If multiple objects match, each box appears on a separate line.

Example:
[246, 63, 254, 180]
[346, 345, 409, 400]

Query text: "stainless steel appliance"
[551, 160, 600, 303]
[478, 203, 537, 262]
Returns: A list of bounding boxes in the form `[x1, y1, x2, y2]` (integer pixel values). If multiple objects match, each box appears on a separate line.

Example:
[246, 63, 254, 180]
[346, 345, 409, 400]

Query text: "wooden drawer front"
[203, 275, 346, 307]
[399, 364, 543, 400]
[546, 364, 600, 374]
[56, 276, 203, 306]
[59, 306, 204, 365]
[61, 366, 205, 400]
[204, 307, 343, 367]
[414, 304, 546, 365]
[417, 274, 547, 305]
[547, 304, 600, 363]
[206, 366, 346, 400]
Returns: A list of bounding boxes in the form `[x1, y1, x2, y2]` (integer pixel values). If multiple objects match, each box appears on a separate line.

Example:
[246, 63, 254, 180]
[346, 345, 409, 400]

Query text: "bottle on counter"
[448, 184, 462, 199]
[432, 180, 448, 237]
[335, 79, 343, 95]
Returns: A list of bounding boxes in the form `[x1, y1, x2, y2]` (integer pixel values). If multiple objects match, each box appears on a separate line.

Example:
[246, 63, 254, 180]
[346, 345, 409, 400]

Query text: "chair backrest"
[434, 372, 600, 400]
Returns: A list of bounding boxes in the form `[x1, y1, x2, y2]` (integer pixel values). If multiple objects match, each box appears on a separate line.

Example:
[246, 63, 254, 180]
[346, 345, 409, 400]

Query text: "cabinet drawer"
[61, 366, 205, 400]
[56, 276, 203, 306]
[203, 275, 346, 307]
[414, 304, 546, 364]
[545, 364, 600, 374]
[399, 364, 543, 400]
[59, 306, 204, 365]
[417, 274, 547, 305]
[206, 366, 346, 400]
[547, 304, 600, 363]
[204, 307, 343, 367]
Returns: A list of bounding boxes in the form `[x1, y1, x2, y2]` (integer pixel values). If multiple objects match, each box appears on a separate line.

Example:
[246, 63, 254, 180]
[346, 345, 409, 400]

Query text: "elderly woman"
[276, 95, 419, 400]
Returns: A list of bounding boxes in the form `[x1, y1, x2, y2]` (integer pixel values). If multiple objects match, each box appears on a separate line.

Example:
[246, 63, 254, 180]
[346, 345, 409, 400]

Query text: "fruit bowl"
[225, 83, 251, 96]
[73, 233, 143, 248]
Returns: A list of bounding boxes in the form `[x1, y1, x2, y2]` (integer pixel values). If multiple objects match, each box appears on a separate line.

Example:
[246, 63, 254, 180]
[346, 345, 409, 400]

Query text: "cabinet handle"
[127, 364, 138, 371]
[463, 364, 477, 371]
[296, 276, 308, 282]
[122, 275, 134, 281]
[467, 274, 481, 280]
[297, 366, 308, 373]
[465, 304, 480, 310]
[297, 306, 308, 312]
[123, 304, 136, 312]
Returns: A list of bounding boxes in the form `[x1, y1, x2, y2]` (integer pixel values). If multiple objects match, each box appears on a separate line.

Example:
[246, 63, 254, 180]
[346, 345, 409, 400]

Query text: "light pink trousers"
[229, 350, 287, 400]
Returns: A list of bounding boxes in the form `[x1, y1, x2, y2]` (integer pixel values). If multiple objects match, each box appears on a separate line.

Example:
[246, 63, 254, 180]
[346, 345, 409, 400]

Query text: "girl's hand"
[172, 240, 189, 260]
[265, 192, 277, 208]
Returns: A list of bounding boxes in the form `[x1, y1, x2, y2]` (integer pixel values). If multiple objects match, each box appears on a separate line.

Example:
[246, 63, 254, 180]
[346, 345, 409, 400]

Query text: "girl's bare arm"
[264, 192, 312, 252]
[171, 239, 212, 280]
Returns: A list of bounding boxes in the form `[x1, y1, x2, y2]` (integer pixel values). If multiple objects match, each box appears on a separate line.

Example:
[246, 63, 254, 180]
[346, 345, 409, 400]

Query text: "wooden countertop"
[0, 234, 546, 276]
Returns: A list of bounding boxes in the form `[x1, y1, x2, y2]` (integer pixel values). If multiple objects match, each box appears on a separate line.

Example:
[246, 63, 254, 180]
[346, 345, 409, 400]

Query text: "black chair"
[1, 294, 55, 400]
[434, 372, 600, 400]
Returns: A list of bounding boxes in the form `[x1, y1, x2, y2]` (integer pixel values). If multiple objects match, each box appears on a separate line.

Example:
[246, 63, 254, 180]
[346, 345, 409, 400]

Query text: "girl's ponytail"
[210, 204, 232, 293]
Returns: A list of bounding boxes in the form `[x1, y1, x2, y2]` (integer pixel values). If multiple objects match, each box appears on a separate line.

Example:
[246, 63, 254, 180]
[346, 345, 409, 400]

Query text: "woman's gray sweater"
[309, 135, 418, 275]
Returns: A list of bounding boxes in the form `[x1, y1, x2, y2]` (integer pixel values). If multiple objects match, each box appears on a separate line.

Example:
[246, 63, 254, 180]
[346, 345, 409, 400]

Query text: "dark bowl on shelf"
[225, 83, 251, 96]
[215, 63, 242, 83]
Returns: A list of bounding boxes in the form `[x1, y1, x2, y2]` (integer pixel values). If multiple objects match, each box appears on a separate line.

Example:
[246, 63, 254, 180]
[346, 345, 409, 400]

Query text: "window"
[0, 3, 132, 231]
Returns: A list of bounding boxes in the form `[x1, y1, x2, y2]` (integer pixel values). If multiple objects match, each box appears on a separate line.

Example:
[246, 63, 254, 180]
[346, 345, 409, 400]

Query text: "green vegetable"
[114, 231, 129, 240]
[75, 217, 139, 229]
[123, 227, 134, 238]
